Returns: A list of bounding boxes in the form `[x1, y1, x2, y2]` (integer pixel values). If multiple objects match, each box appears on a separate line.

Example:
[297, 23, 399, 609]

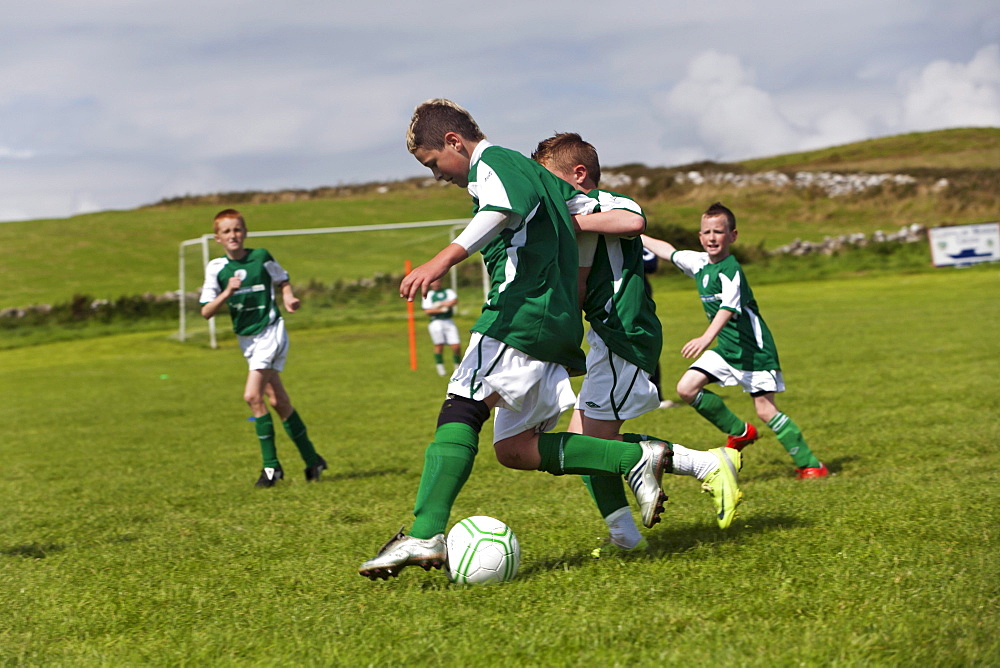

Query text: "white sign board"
[928, 222, 1000, 267]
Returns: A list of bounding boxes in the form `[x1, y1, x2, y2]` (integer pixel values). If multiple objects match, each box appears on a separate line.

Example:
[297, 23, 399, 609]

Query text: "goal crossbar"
[178, 218, 472, 347]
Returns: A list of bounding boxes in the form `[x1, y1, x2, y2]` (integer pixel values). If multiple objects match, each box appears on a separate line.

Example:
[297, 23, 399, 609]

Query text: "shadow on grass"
[517, 513, 805, 578]
[324, 467, 409, 482]
[1, 542, 67, 559]
[745, 454, 860, 482]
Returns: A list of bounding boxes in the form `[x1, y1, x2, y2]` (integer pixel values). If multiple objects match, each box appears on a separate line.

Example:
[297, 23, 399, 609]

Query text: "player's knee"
[493, 440, 535, 470]
[676, 381, 697, 403]
[244, 392, 267, 412]
[437, 394, 491, 432]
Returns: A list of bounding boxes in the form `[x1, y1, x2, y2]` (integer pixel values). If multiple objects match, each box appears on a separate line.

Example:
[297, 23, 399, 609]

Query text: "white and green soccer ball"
[446, 516, 520, 585]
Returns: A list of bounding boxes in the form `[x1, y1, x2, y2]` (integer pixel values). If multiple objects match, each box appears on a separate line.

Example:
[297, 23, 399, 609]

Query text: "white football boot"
[359, 527, 447, 580]
[625, 440, 669, 528]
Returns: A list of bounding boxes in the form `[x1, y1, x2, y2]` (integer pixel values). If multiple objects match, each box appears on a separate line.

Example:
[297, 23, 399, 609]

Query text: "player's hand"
[400, 262, 443, 301]
[284, 296, 301, 313]
[680, 336, 711, 359]
[225, 276, 242, 293]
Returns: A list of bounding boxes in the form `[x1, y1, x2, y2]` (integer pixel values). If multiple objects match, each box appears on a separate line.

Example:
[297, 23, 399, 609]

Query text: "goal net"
[178, 218, 487, 348]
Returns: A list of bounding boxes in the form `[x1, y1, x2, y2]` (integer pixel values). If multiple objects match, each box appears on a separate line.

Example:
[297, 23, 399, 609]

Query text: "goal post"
[178, 218, 484, 348]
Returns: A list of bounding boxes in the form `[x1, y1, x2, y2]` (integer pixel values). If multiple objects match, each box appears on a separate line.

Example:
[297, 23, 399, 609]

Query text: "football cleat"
[625, 440, 669, 528]
[255, 466, 284, 488]
[435, 363, 447, 376]
[725, 423, 759, 451]
[701, 448, 743, 529]
[796, 463, 829, 479]
[591, 536, 650, 559]
[359, 527, 447, 580]
[304, 456, 327, 482]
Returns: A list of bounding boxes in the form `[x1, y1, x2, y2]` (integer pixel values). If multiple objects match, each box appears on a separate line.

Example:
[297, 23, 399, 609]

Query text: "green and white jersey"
[671, 251, 780, 371]
[421, 287, 456, 320]
[576, 189, 661, 374]
[200, 248, 288, 337]
[466, 141, 586, 373]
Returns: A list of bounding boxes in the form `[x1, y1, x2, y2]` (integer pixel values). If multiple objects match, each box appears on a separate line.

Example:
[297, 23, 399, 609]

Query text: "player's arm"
[401, 211, 509, 301]
[277, 280, 300, 313]
[200, 276, 240, 319]
[573, 209, 645, 237]
[641, 234, 677, 260]
[681, 308, 734, 359]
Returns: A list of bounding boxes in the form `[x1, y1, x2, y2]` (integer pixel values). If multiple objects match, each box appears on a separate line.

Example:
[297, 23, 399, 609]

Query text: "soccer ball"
[446, 516, 520, 585]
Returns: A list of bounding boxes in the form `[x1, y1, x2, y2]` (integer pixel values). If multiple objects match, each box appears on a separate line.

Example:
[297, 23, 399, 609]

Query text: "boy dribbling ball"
[358, 100, 673, 581]
[199, 209, 327, 488]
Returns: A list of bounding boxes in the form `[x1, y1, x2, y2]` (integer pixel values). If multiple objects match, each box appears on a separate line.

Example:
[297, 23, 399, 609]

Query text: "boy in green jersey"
[533, 133, 742, 554]
[421, 279, 462, 376]
[359, 100, 672, 580]
[642, 202, 827, 478]
[200, 209, 326, 488]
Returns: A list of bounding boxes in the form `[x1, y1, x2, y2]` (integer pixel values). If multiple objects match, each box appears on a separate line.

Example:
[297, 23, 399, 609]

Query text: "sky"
[1, 1, 998, 223]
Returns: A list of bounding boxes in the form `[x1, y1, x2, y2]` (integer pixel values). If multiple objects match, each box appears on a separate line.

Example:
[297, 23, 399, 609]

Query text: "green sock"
[410, 422, 479, 539]
[691, 390, 746, 435]
[254, 413, 279, 469]
[536, 432, 640, 476]
[767, 412, 821, 468]
[582, 475, 630, 519]
[452, 352, 462, 364]
[433, 352, 444, 364]
[282, 410, 319, 467]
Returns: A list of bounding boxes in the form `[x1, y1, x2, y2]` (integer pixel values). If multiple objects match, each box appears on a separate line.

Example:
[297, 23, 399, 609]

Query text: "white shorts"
[238, 318, 289, 372]
[448, 332, 576, 443]
[428, 318, 461, 345]
[576, 329, 660, 421]
[691, 350, 785, 395]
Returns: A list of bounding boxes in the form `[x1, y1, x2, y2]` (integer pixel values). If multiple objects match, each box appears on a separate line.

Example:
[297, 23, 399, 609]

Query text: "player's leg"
[429, 321, 447, 375]
[755, 392, 826, 477]
[575, 413, 647, 551]
[360, 333, 501, 579]
[571, 338, 658, 549]
[444, 321, 463, 370]
[678, 362, 757, 448]
[245, 368, 283, 487]
[265, 374, 325, 480]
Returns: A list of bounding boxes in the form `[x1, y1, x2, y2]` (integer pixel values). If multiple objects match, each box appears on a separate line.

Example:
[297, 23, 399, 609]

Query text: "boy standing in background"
[421, 278, 462, 376]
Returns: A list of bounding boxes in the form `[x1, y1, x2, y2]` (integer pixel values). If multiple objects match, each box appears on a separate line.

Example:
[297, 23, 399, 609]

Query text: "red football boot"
[725, 423, 758, 451]
[795, 463, 829, 479]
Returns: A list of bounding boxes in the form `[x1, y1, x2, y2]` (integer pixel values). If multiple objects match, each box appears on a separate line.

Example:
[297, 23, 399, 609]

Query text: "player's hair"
[703, 201, 737, 231]
[406, 99, 486, 153]
[213, 208, 246, 233]
[530, 132, 601, 186]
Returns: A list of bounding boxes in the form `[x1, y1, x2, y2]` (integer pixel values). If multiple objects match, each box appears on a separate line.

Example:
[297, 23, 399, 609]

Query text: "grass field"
[2, 266, 997, 665]
[1, 128, 996, 312]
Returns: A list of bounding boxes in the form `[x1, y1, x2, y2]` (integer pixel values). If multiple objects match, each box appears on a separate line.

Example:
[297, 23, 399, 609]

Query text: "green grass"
[739, 127, 1000, 171]
[2, 268, 997, 665]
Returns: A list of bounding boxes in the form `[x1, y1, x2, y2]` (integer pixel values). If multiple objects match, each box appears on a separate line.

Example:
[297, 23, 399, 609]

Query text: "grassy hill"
[0, 127, 996, 312]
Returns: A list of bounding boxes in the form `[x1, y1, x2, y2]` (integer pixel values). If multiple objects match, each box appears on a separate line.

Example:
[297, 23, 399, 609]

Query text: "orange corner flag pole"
[405, 260, 418, 371]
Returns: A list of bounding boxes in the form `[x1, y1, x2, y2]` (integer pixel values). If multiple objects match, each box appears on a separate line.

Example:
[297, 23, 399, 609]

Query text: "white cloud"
[662, 51, 801, 160]
[0, 2, 996, 222]
[900, 44, 1000, 130]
